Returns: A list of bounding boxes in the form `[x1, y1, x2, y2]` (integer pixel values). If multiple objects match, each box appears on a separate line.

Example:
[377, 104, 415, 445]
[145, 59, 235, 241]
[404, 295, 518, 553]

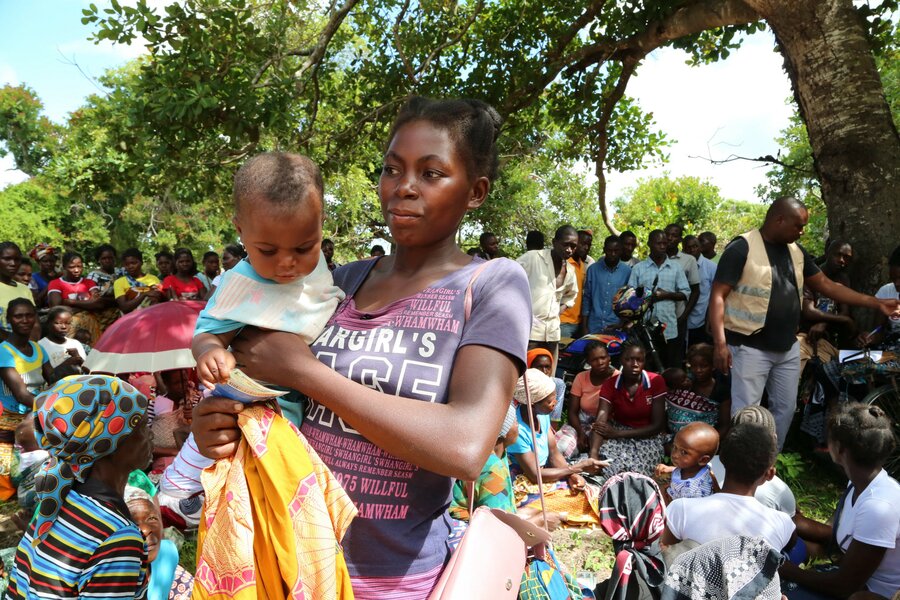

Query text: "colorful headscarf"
[513, 368, 556, 406]
[28, 243, 57, 262]
[526, 348, 553, 368]
[32, 375, 149, 543]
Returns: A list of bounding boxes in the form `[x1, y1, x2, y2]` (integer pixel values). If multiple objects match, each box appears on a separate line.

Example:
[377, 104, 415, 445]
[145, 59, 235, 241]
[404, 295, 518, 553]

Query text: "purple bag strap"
[521, 369, 548, 527]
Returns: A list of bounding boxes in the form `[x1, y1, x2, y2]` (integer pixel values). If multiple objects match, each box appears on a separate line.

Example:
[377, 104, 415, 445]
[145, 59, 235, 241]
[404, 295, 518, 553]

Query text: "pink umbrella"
[85, 301, 205, 374]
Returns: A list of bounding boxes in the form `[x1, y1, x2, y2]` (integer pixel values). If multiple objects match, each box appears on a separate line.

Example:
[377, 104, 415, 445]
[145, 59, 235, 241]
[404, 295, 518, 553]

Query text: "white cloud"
[0, 64, 19, 86]
[0, 156, 29, 191]
[606, 30, 794, 203]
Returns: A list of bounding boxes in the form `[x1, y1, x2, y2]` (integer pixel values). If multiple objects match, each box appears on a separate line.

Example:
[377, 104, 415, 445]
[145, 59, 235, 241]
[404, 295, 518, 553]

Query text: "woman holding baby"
[193, 98, 533, 598]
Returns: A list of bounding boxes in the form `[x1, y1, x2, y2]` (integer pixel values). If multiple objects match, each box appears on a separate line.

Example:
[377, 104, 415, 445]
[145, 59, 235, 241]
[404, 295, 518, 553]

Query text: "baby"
[661, 367, 692, 391]
[192, 152, 344, 401]
[667, 421, 719, 501]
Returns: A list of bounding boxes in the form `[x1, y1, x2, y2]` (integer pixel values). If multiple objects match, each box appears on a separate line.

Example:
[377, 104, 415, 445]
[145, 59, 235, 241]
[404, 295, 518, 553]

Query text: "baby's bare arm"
[193, 331, 239, 386]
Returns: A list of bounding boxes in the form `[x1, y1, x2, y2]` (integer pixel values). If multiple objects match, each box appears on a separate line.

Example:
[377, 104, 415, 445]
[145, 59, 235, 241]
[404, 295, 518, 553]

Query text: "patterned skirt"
[600, 421, 665, 479]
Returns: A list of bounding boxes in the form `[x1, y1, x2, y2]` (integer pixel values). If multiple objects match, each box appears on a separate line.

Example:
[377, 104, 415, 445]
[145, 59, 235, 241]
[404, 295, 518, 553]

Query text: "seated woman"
[124, 487, 193, 600]
[47, 251, 108, 345]
[507, 369, 605, 490]
[781, 403, 900, 600]
[7, 374, 152, 599]
[160, 248, 207, 301]
[115, 248, 164, 314]
[556, 341, 617, 458]
[150, 369, 198, 472]
[589, 343, 667, 478]
[526, 348, 566, 426]
[0, 299, 52, 498]
[665, 343, 731, 436]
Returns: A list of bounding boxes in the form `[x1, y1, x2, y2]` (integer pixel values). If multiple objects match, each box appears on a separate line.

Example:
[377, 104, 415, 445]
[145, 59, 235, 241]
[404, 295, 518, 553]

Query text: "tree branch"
[294, 0, 361, 95]
[414, 1, 485, 80]
[593, 58, 639, 236]
[567, 0, 760, 71]
[688, 152, 816, 174]
[392, 0, 417, 84]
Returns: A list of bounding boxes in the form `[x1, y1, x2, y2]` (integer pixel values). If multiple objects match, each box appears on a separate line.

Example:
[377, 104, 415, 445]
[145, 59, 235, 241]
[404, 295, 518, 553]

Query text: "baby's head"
[662, 367, 691, 391]
[233, 152, 325, 284]
[15, 416, 39, 453]
[720, 407, 778, 487]
[671, 422, 719, 471]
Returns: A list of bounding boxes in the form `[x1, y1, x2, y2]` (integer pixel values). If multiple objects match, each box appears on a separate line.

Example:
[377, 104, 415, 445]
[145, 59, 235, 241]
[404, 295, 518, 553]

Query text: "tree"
[0, 85, 61, 176]
[83, 0, 899, 291]
[611, 174, 772, 257]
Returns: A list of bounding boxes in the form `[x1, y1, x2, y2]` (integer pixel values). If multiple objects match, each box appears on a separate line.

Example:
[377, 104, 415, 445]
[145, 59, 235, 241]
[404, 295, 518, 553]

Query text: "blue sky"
[1, 2, 794, 202]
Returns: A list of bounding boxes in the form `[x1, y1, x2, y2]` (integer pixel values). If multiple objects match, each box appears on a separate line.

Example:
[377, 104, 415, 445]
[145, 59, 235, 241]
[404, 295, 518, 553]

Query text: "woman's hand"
[575, 457, 608, 475]
[591, 421, 617, 438]
[576, 430, 589, 452]
[230, 328, 312, 389]
[568, 473, 586, 492]
[191, 397, 244, 459]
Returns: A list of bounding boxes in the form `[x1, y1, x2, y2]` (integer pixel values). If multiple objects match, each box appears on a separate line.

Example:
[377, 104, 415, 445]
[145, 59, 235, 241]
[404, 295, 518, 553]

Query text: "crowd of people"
[0, 95, 897, 599]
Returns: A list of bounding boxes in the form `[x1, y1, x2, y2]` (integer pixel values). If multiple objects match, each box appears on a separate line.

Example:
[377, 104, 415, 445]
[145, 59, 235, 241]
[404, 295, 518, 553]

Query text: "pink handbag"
[430, 370, 552, 600]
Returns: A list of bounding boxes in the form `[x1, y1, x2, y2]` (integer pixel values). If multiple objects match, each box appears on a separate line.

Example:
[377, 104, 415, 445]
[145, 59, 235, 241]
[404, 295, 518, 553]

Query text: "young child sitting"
[667, 422, 719, 501]
[190, 152, 355, 597]
[661, 408, 796, 553]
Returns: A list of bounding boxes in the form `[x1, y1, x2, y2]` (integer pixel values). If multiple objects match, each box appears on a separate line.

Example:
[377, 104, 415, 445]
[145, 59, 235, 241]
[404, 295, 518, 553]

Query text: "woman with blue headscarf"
[8, 374, 152, 600]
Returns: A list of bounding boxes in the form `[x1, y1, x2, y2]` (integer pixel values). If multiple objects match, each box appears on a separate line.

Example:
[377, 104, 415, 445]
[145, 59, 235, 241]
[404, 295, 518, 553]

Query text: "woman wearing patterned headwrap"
[8, 374, 152, 600]
[28, 243, 59, 309]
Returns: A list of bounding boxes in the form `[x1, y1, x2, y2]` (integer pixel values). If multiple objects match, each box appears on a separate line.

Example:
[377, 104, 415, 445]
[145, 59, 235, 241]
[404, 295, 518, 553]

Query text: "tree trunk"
[745, 0, 900, 294]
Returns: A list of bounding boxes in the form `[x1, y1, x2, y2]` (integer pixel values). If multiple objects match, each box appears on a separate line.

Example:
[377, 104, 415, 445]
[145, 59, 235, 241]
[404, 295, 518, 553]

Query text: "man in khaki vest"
[708, 197, 899, 450]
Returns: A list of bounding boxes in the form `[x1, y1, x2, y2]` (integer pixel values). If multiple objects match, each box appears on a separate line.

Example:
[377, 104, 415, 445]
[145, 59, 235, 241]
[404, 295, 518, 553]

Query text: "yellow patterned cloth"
[194, 404, 356, 600]
[513, 474, 601, 527]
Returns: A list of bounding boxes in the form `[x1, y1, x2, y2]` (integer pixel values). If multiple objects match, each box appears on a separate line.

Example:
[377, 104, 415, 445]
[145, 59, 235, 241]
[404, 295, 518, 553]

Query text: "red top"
[161, 275, 206, 300]
[598, 370, 667, 428]
[47, 277, 98, 301]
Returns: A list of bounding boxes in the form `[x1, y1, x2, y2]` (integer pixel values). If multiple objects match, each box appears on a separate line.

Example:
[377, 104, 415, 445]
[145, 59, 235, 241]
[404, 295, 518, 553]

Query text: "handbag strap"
[464, 258, 496, 518]
[521, 369, 549, 528]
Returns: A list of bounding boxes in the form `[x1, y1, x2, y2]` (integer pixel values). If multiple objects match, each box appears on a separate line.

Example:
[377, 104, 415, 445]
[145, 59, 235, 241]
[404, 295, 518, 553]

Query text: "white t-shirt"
[835, 470, 900, 597]
[708, 455, 796, 516]
[37, 337, 87, 369]
[666, 492, 795, 551]
[875, 283, 900, 334]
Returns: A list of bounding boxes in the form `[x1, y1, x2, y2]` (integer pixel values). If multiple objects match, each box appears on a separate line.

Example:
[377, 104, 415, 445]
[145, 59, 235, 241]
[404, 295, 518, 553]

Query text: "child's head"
[45, 306, 74, 339]
[14, 259, 32, 286]
[827, 402, 896, 470]
[720, 411, 778, 487]
[232, 152, 324, 284]
[671, 422, 719, 471]
[686, 343, 714, 383]
[662, 367, 691, 391]
[15, 416, 39, 453]
[173, 248, 197, 277]
[73, 328, 92, 346]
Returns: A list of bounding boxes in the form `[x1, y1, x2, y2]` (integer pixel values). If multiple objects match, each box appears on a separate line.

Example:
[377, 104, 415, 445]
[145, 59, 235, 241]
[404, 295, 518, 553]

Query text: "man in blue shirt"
[628, 229, 690, 368]
[581, 235, 631, 334]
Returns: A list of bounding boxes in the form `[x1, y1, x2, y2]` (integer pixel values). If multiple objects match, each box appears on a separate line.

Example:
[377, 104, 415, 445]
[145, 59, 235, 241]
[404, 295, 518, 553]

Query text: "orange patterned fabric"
[194, 404, 356, 600]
